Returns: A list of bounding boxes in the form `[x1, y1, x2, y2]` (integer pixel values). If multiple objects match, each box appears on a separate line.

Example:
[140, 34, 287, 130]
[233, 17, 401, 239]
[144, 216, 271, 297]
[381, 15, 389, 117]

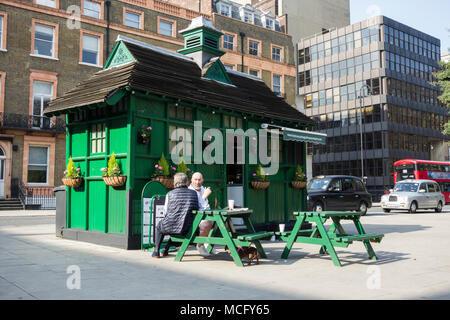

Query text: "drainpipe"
[240, 32, 245, 72]
[105, 1, 111, 58]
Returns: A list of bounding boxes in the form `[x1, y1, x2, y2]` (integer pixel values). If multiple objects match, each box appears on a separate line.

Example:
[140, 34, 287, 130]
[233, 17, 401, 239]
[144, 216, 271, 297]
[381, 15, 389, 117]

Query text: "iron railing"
[0, 113, 65, 133]
[19, 181, 56, 209]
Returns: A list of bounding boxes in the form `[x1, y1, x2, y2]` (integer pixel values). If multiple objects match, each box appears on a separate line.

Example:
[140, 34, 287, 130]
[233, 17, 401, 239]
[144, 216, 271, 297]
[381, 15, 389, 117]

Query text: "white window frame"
[219, 3, 231, 17]
[27, 146, 49, 186]
[33, 23, 55, 58]
[0, 15, 4, 50]
[273, 74, 282, 95]
[224, 64, 234, 71]
[249, 40, 259, 56]
[159, 19, 173, 37]
[36, 0, 56, 8]
[83, 0, 101, 19]
[81, 34, 100, 66]
[32, 80, 53, 129]
[265, 17, 274, 30]
[90, 123, 106, 154]
[223, 34, 234, 50]
[249, 69, 259, 77]
[272, 46, 281, 62]
[125, 10, 141, 29]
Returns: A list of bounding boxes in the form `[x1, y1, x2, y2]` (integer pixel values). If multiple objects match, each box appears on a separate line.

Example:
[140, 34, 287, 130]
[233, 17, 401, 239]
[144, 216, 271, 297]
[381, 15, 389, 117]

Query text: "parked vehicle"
[380, 179, 444, 213]
[306, 176, 372, 215]
[393, 159, 450, 203]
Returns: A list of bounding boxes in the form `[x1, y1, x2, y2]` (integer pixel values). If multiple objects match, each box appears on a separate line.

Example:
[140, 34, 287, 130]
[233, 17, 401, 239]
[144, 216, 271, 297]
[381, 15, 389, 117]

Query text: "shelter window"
[169, 104, 192, 121]
[91, 123, 106, 154]
[224, 116, 243, 129]
[169, 125, 192, 160]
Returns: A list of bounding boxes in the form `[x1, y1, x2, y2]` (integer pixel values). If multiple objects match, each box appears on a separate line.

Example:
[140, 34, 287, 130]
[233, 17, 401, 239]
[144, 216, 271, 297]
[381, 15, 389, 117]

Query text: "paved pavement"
[0, 207, 450, 300]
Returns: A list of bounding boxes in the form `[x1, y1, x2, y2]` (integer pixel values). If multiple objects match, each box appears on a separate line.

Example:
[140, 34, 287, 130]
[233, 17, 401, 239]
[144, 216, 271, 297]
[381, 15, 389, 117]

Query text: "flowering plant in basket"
[293, 165, 307, 182]
[62, 157, 83, 188]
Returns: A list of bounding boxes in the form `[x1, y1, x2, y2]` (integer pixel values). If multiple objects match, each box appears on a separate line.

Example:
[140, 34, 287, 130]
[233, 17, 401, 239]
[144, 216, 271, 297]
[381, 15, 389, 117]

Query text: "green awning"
[282, 128, 327, 145]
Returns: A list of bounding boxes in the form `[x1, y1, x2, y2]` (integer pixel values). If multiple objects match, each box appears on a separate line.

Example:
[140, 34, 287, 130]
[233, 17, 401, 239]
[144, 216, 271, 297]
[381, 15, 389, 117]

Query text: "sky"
[350, 0, 450, 55]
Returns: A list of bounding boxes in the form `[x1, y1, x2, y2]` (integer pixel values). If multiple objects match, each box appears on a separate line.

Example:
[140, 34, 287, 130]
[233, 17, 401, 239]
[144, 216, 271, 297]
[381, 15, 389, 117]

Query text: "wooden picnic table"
[170, 209, 273, 267]
[278, 211, 384, 267]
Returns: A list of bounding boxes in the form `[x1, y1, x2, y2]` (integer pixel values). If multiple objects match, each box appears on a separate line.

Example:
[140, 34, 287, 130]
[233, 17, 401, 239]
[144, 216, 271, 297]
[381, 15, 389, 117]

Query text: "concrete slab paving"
[0, 208, 449, 300]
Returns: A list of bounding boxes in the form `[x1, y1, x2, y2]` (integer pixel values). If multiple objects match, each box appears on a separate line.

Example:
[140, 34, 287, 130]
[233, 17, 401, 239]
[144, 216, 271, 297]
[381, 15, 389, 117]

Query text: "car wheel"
[383, 208, 391, 213]
[435, 201, 443, 213]
[409, 201, 417, 214]
[359, 201, 368, 215]
[313, 202, 324, 212]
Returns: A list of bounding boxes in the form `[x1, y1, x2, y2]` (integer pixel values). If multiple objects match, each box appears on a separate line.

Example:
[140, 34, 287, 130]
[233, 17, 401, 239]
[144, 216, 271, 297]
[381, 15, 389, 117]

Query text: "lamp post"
[358, 84, 372, 181]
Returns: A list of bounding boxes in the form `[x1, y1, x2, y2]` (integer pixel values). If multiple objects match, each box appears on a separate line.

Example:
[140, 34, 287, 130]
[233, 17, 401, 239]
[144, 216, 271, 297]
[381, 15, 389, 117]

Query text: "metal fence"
[19, 181, 56, 209]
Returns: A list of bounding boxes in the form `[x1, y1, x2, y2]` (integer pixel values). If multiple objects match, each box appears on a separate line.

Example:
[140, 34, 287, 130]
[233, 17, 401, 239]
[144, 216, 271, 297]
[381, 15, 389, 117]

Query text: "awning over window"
[262, 124, 327, 145]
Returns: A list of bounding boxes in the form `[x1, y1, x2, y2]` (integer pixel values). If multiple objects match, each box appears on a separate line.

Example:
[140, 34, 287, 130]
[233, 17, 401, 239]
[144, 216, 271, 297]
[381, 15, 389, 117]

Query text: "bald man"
[189, 172, 218, 256]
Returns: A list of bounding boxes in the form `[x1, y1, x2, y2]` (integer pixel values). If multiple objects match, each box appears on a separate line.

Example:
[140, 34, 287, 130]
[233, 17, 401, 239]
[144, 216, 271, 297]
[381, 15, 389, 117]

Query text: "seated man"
[152, 173, 199, 258]
[189, 172, 218, 256]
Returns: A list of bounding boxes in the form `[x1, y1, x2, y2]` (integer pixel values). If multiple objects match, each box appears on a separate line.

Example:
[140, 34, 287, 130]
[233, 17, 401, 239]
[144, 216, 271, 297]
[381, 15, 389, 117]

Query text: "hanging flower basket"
[103, 175, 127, 187]
[137, 134, 150, 145]
[153, 176, 174, 189]
[62, 177, 83, 188]
[251, 181, 270, 190]
[291, 181, 307, 189]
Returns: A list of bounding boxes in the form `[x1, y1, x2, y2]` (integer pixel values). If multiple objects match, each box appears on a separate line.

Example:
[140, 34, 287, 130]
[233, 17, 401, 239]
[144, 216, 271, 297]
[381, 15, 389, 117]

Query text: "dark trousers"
[154, 222, 173, 253]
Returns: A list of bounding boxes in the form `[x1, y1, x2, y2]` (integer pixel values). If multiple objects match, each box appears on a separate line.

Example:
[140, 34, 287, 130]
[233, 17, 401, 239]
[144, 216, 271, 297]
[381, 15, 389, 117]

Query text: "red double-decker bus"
[394, 159, 450, 203]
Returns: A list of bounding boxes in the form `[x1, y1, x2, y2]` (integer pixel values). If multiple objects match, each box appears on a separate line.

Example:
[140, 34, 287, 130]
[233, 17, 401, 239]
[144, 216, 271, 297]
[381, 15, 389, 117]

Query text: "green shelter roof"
[45, 36, 315, 126]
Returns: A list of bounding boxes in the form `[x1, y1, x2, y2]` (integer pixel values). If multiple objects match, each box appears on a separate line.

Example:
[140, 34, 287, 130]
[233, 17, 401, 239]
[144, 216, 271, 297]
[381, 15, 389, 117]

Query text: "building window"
[35, 0, 56, 8]
[243, 11, 253, 24]
[0, 14, 5, 50]
[33, 23, 55, 58]
[224, 64, 234, 71]
[159, 18, 174, 37]
[265, 18, 274, 30]
[91, 123, 106, 154]
[124, 9, 142, 29]
[272, 46, 281, 62]
[28, 146, 49, 184]
[32, 80, 53, 128]
[81, 33, 100, 66]
[249, 69, 259, 77]
[219, 3, 231, 17]
[249, 40, 259, 56]
[273, 74, 281, 95]
[83, 0, 101, 19]
[0, 72, 4, 113]
[223, 34, 234, 50]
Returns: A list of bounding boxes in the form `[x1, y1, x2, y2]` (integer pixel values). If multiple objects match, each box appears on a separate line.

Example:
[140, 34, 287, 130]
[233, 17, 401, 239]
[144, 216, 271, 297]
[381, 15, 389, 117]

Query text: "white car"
[381, 179, 444, 213]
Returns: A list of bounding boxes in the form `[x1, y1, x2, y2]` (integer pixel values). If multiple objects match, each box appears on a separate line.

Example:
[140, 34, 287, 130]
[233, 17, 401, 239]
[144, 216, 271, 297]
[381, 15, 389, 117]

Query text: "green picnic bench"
[278, 211, 384, 267]
[170, 209, 273, 267]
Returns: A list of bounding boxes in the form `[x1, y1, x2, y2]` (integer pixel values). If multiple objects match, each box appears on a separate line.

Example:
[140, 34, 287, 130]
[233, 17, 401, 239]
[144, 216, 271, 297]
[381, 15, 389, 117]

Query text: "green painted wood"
[88, 180, 107, 232]
[236, 231, 273, 241]
[174, 213, 204, 262]
[204, 60, 232, 85]
[104, 41, 136, 69]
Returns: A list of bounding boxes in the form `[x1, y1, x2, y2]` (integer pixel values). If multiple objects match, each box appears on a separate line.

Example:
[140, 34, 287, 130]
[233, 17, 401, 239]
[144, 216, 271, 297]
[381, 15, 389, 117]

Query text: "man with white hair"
[189, 172, 218, 256]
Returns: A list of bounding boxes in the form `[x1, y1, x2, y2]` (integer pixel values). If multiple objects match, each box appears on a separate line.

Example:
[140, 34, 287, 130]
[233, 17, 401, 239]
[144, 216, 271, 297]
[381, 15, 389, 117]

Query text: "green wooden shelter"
[45, 17, 324, 249]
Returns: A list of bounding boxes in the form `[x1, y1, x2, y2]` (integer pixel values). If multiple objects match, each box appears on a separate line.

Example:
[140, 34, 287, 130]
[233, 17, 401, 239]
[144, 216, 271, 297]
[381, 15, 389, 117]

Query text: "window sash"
[34, 24, 54, 57]
[272, 47, 281, 61]
[159, 20, 173, 36]
[28, 146, 49, 184]
[82, 34, 99, 65]
[0, 16, 3, 48]
[125, 11, 140, 29]
[84, 0, 101, 19]
[249, 41, 259, 55]
[223, 34, 234, 50]
[36, 0, 56, 8]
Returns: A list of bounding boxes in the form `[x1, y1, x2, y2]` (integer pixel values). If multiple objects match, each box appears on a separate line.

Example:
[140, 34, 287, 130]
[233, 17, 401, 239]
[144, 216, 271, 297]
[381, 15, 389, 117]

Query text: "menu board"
[141, 196, 165, 249]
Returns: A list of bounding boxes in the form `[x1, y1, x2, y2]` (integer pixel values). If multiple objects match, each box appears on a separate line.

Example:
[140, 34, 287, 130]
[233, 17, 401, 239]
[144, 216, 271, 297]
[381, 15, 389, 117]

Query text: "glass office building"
[297, 16, 448, 199]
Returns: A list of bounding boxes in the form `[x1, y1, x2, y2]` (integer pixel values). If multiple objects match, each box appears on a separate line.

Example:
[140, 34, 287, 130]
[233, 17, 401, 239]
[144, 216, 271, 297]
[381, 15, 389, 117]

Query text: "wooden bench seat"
[333, 234, 384, 244]
[274, 229, 315, 237]
[236, 231, 274, 241]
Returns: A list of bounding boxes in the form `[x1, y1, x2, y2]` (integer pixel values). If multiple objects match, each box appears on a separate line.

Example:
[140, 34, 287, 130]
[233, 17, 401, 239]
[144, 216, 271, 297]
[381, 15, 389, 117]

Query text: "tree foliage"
[434, 61, 450, 134]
